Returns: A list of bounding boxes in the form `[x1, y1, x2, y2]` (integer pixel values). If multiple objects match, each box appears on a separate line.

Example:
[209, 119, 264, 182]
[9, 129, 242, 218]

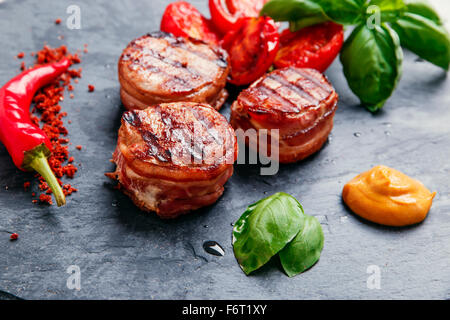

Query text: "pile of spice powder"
[23, 45, 82, 204]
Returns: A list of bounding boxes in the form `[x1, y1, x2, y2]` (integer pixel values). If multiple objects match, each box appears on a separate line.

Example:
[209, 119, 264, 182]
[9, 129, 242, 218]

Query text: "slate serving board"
[0, 0, 449, 300]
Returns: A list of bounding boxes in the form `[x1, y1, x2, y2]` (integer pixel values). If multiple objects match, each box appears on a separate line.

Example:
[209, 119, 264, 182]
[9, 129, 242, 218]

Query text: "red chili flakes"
[20, 61, 26, 71]
[63, 184, 78, 196]
[17, 52, 25, 59]
[76, 145, 82, 150]
[88, 84, 95, 92]
[39, 194, 53, 205]
[23, 182, 31, 190]
[63, 164, 78, 178]
[10, 233, 19, 241]
[26, 44, 84, 204]
[55, 18, 62, 25]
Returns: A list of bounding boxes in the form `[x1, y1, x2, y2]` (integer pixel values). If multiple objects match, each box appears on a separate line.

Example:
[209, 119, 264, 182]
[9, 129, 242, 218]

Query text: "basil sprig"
[261, 0, 450, 112]
[232, 192, 324, 277]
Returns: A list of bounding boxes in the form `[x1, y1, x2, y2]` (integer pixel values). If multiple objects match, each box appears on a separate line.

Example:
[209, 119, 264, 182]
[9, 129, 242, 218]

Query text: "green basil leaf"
[403, 0, 442, 24]
[368, 0, 407, 22]
[279, 214, 324, 277]
[261, 0, 328, 25]
[317, 0, 366, 25]
[289, 16, 329, 32]
[232, 192, 305, 275]
[391, 12, 450, 70]
[340, 24, 403, 112]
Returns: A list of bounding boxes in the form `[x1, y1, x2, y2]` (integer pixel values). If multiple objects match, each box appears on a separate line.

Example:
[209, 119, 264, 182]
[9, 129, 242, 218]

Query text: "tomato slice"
[221, 16, 280, 86]
[209, 0, 270, 35]
[161, 1, 221, 45]
[274, 22, 344, 73]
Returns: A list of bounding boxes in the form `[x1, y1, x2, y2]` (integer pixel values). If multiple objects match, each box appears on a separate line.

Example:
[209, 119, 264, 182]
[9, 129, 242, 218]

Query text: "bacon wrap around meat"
[230, 67, 338, 163]
[118, 32, 230, 111]
[107, 102, 238, 218]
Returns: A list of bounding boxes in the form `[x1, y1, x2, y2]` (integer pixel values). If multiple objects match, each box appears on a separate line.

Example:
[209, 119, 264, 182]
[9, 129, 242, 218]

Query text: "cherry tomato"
[209, 0, 270, 35]
[274, 22, 344, 73]
[221, 16, 280, 86]
[161, 1, 221, 45]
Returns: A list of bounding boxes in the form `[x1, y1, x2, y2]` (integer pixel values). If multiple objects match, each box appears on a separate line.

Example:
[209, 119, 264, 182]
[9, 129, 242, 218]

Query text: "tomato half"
[209, 0, 270, 35]
[274, 22, 344, 73]
[161, 1, 221, 45]
[221, 16, 280, 86]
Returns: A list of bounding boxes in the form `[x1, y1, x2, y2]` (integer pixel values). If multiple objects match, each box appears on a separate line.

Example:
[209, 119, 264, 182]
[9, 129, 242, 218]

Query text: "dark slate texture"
[0, 0, 449, 300]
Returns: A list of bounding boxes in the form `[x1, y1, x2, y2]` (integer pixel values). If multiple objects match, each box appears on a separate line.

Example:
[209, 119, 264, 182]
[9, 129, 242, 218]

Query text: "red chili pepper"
[274, 22, 344, 73]
[209, 0, 270, 35]
[161, 1, 221, 45]
[221, 16, 280, 86]
[0, 58, 71, 206]
[10, 233, 19, 241]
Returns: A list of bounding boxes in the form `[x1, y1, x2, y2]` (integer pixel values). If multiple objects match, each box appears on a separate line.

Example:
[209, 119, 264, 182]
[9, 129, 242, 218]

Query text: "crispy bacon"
[230, 67, 338, 163]
[118, 32, 230, 111]
[107, 102, 237, 218]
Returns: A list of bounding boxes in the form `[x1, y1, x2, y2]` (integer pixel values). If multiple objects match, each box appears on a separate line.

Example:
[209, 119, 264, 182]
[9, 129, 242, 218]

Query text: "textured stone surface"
[0, 0, 449, 300]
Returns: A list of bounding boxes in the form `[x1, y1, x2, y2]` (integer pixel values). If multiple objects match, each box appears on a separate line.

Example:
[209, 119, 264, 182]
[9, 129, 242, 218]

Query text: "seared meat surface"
[107, 102, 237, 218]
[119, 32, 230, 111]
[230, 67, 338, 163]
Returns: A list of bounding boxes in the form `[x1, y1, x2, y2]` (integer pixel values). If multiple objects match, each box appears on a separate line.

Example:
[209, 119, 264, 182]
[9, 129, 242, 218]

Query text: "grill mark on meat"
[141, 131, 171, 162]
[257, 84, 300, 113]
[123, 110, 172, 163]
[123, 110, 141, 127]
[147, 31, 172, 39]
[170, 41, 228, 69]
[120, 33, 230, 110]
[267, 73, 319, 107]
[235, 68, 335, 116]
[122, 104, 235, 166]
[144, 47, 205, 80]
[132, 51, 203, 92]
[190, 107, 223, 145]
[290, 68, 332, 101]
[146, 31, 228, 69]
[125, 36, 227, 93]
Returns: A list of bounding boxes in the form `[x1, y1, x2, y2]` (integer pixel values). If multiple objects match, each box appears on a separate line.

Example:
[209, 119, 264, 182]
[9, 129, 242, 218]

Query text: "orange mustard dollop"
[342, 165, 436, 226]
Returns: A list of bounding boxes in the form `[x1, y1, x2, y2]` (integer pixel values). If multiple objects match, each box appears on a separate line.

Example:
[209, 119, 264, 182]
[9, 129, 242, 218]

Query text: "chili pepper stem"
[29, 152, 66, 207]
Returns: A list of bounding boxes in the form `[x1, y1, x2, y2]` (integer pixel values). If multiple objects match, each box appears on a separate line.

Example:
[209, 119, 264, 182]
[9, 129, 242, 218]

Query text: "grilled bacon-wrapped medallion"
[118, 32, 230, 111]
[107, 102, 238, 218]
[230, 67, 338, 163]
